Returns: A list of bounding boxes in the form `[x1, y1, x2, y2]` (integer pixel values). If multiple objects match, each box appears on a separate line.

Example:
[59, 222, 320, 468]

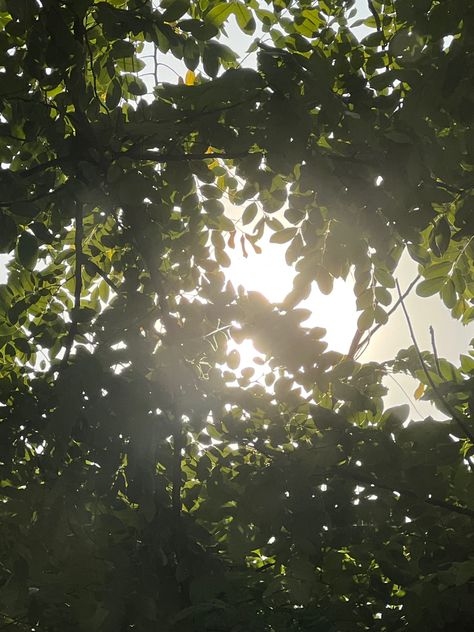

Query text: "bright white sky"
[2, 0, 471, 419]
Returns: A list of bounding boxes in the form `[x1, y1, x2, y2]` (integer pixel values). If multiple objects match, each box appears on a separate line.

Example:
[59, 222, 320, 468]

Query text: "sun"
[224, 232, 359, 369]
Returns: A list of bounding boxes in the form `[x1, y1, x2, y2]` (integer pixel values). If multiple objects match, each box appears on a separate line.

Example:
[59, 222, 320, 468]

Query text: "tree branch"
[429, 325, 442, 377]
[256, 443, 474, 520]
[122, 204, 184, 520]
[396, 280, 474, 445]
[350, 274, 421, 360]
[367, 0, 382, 33]
[85, 26, 110, 115]
[171, 414, 184, 521]
[0, 181, 69, 208]
[61, 202, 83, 367]
[337, 466, 474, 519]
[83, 257, 120, 293]
[122, 149, 253, 163]
[5, 157, 63, 179]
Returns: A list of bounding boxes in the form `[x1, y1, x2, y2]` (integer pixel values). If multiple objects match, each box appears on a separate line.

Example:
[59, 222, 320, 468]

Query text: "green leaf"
[430, 217, 451, 257]
[216, 215, 235, 231]
[407, 243, 430, 265]
[30, 221, 53, 244]
[375, 286, 392, 306]
[163, 0, 190, 22]
[374, 305, 388, 324]
[183, 37, 200, 71]
[227, 349, 240, 369]
[270, 227, 297, 244]
[242, 202, 258, 225]
[381, 404, 410, 432]
[314, 266, 333, 295]
[179, 19, 219, 40]
[215, 248, 231, 267]
[15, 337, 30, 355]
[441, 279, 457, 308]
[16, 232, 38, 270]
[106, 79, 122, 109]
[357, 309, 374, 331]
[374, 267, 396, 288]
[232, 2, 256, 34]
[205, 3, 234, 27]
[0, 212, 17, 252]
[416, 277, 444, 297]
[201, 184, 222, 199]
[127, 78, 147, 96]
[211, 230, 225, 250]
[203, 44, 219, 77]
[423, 260, 453, 279]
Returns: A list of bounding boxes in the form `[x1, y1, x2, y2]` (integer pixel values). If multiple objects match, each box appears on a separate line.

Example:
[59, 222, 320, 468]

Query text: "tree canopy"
[0, 0, 474, 630]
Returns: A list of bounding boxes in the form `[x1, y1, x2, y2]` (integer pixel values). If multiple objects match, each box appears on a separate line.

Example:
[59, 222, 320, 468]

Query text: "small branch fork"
[347, 274, 421, 360]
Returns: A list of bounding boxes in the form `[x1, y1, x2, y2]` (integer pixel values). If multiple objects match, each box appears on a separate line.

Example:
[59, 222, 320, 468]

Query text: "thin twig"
[61, 203, 83, 367]
[347, 329, 363, 360]
[352, 274, 421, 360]
[0, 181, 69, 208]
[153, 44, 159, 85]
[386, 373, 424, 419]
[429, 325, 442, 377]
[396, 280, 474, 446]
[85, 27, 110, 115]
[203, 323, 232, 339]
[83, 257, 120, 293]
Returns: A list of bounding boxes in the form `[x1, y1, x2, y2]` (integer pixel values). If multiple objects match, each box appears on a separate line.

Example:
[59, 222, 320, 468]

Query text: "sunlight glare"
[225, 235, 358, 367]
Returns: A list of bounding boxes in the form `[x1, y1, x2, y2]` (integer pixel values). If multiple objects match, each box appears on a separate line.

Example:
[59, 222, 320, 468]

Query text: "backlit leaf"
[185, 69, 195, 85]
[270, 227, 297, 244]
[414, 382, 425, 400]
[416, 277, 444, 297]
[16, 232, 38, 270]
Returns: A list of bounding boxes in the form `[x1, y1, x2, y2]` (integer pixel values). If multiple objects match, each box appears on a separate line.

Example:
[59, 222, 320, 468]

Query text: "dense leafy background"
[0, 0, 473, 630]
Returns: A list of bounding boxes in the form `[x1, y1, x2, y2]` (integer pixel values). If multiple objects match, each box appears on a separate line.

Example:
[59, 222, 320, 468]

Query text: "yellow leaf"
[185, 70, 195, 86]
[414, 382, 425, 400]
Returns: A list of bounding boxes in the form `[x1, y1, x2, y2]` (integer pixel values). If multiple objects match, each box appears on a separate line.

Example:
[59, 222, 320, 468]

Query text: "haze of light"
[225, 232, 358, 356]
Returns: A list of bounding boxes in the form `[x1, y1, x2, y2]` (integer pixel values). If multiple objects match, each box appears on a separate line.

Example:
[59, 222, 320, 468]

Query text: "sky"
[2, 0, 472, 419]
